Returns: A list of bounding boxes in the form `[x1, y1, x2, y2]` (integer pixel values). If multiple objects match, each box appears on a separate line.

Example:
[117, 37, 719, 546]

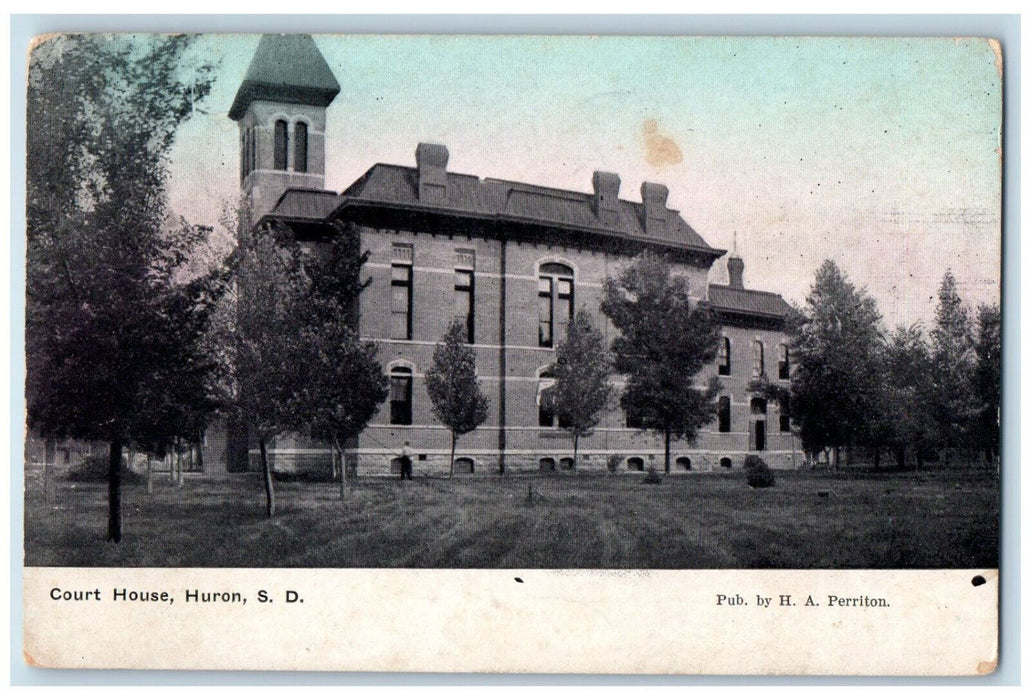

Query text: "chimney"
[592, 171, 621, 226]
[416, 142, 449, 204]
[640, 182, 669, 235]
[728, 254, 745, 289]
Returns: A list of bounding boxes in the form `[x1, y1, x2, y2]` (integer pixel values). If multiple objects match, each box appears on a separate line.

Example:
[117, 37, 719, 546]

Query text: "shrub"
[643, 467, 663, 484]
[607, 454, 624, 473]
[744, 455, 775, 488]
[66, 454, 143, 485]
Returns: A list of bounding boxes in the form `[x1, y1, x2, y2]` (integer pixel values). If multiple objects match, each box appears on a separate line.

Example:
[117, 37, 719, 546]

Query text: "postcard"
[22, 33, 1001, 674]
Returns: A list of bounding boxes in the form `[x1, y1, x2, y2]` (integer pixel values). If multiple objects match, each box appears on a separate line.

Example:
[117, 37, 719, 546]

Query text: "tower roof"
[229, 34, 341, 120]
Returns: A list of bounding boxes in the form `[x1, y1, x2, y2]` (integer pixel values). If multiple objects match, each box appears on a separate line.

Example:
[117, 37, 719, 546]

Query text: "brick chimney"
[640, 182, 669, 236]
[592, 171, 621, 226]
[416, 142, 449, 204]
[728, 253, 745, 289]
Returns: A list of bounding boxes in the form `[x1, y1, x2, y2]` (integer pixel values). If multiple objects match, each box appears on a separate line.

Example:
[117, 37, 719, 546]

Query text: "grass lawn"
[24, 466, 999, 568]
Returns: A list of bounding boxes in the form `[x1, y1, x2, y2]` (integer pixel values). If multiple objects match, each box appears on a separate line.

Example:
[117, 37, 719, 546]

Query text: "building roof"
[229, 34, 341, 121]
[328, 163, 721, 254]
[271, 188, 342, 220]
[708, 284, 793, 320]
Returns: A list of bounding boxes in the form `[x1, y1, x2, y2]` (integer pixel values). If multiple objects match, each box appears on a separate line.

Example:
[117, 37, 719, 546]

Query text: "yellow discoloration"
[643, 119, 683, 167]
[977, 659, 997, 674]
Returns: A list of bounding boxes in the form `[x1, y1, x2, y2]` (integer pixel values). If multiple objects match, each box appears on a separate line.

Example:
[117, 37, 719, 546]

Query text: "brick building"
[226, 34, 798, 475]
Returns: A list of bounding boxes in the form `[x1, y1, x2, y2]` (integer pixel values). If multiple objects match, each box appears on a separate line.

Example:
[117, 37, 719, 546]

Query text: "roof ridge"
[709, 284, 786, 298]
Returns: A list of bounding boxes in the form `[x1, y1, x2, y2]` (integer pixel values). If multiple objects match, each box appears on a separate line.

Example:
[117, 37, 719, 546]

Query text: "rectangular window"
[555, 277, 573, 343]
[718, 396, 731, 433]
[389, 373, 413, 425]
[780, 397, 791, 433]
[752, 341, 764, 377]
[778, 344, 790, 380]
[391, 264, 412, 340]
[626, 408, 643, 429]
[718, 337, 731, 376]
[538, 277, 553, 347]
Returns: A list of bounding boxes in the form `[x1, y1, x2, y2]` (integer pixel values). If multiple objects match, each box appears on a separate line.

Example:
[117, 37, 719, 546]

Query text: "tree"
[233, 223, 311, 517]
[25, 35, 218, 541]
[294, 228, 388, 498]
[788, 260, 883, 467]
[972, 303, 1001, 465]
[929, 270, 977, 466]
[425, 320, 490, 478]
[872, 325, 936, 469]
[542, 311, 613, 470]
[601, 251, 721, 474]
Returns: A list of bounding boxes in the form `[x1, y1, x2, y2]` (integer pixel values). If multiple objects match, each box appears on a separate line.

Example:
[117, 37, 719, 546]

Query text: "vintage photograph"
[24, 33, 1001, 572]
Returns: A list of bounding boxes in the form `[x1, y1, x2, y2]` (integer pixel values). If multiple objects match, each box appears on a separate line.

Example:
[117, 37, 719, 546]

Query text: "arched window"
[720, 457, 733, 469]
[718, 336, 731, 376]
[627, 457, 645, 471]
[752, 340, 764, 377]
[779, 397, 791, 433]
[293, 121, 308, 173]
[778, 343, 790, 379]
[676, 456, 692, 471]
[274, 119, 288, 171]
[389, 367, 413, 425]
[537, 371, 556, 427]
[539, 457, 556, 472]
[718, 396, 731, 433]
[538, 263, 574, 347]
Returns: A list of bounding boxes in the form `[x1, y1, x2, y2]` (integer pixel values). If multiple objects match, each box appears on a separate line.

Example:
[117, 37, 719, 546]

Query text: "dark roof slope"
[708, 284, 793, 319]
[336, 163, 720, 254]
[229, 34, 341, 120]
[271, 188, 342, 220]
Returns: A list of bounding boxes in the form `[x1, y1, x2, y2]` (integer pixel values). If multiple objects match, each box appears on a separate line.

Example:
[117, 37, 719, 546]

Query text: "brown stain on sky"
[643, 119, 683, 167]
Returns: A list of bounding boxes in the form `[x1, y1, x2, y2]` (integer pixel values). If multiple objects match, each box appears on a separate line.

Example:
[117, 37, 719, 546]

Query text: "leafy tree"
[929, 270, 977, 465]
[294, 228, 388, 498]
[425, 320, 490, 478]
[233, 223, 311, 517]
[601, 251, 721, 474]
[972, 303, 1001, 465]
[25, 34, 218, 541]
[873, 325, 936, 469]
[542, 311, 613, 470]
[788, 260, 883, 467]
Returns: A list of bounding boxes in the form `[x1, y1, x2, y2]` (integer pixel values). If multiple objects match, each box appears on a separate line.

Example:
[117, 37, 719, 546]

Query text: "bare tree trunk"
[146, 453, 153, 495]
[259, 437, 275, 518]
[449, 433, 456, 479]
[107, 439, 122, 543]
[664, 428, 671, 474]
[43, 438, 54, 507]
[572, 433, 579, 471]
[177, 442, 185, 487]
[168, 451, 174, 483]
[334, 439, 347, 501]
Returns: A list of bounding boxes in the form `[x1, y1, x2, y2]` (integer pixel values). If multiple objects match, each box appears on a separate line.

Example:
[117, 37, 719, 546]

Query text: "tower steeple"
[230, 34, 341, 219]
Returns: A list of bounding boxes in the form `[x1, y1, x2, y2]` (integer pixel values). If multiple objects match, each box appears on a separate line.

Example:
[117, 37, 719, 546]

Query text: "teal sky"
[167, 34, 1002, 328]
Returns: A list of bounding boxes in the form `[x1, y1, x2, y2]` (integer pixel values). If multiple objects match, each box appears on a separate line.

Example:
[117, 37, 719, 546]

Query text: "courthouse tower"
[229, 34, 340, 219]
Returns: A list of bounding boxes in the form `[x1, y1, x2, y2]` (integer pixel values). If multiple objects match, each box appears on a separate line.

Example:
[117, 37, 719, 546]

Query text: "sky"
[166, 34, 1002, 329]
